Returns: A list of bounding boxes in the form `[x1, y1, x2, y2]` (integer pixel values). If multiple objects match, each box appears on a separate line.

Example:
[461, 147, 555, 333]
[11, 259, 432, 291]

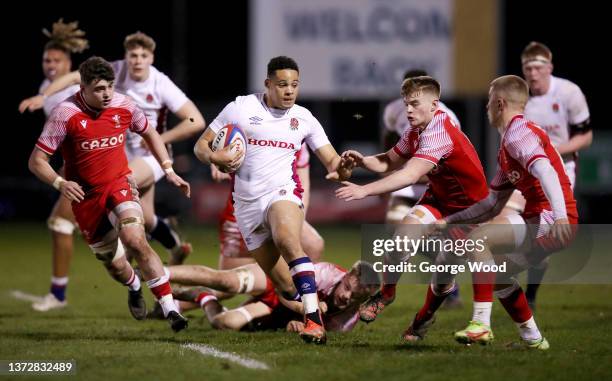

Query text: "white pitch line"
[9, 290, 44, 303]
[183, 343, 270, 370]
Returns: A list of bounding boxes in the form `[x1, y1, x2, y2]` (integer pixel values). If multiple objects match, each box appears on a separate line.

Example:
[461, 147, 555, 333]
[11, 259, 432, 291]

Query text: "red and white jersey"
[491, 115, 577, 220]
[39, 79, 80, 117]
[219, 143, 310, 223]
[111, 60, 188, 159]
[524, 76, 590, 159]
[392, 110, 489, 213]
[209, 94, 330, 202]
[384, 99, 460, 199]
[35, 92, 148, 191]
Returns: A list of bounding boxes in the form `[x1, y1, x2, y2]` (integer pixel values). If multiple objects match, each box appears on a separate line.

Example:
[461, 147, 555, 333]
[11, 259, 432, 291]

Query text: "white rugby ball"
[211, 124, 247, 172]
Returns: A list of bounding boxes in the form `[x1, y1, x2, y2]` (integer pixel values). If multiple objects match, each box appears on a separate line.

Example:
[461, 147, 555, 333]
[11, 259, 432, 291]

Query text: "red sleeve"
[128, 101, 149, 134]
[413, 114, 453, 165]
[504, 124, 547, 171]
[36, 106, 71, 154]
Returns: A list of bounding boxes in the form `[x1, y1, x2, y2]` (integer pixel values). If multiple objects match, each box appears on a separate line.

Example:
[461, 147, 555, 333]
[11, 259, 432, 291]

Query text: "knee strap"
[47, 216, 76, 235]
[236, 268, 255, 294]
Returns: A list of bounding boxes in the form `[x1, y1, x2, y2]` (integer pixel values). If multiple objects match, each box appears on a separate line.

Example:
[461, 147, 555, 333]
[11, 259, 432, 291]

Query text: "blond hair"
[490, 75, 529, 109]
[401, 76, 441, 99]
[43, 18, 89, 54]
[124, 31, 156, 52]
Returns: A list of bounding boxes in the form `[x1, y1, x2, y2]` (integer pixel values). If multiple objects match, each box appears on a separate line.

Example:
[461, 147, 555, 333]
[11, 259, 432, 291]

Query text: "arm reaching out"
[335, 157, 434, 201]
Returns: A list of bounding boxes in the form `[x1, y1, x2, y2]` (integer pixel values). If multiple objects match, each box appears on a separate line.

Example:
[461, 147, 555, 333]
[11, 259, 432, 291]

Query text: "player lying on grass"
[150, 260, 379, 332]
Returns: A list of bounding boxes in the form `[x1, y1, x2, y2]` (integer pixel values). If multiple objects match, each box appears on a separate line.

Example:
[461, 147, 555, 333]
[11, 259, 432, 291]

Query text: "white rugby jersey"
[383, 99, 460, 199]
[39, 79, 80, 117]
[524, 76, 590, 159]
[209, 93, 331, 201]
[111, 60, 188, 158]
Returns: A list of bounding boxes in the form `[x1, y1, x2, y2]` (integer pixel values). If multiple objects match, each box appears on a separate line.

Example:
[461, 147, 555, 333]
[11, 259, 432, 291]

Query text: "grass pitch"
[1, 222, 611, 380]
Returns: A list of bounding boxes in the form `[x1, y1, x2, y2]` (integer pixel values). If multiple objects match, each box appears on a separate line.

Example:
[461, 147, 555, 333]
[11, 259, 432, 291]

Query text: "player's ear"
[264, 78, 271, 89]
[431, 98, 439, 112]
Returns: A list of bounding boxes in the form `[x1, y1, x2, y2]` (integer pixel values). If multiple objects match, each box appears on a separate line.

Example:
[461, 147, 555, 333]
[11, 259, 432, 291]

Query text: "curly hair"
[43, 18, 89, 55]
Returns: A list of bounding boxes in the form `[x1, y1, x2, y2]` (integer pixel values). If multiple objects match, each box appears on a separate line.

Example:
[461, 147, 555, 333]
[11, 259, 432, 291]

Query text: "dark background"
[2, 0, 607, 222]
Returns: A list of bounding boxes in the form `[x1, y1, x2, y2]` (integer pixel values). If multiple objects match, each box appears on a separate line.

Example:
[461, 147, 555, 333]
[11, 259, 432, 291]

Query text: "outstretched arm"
[335, 157, 433, 201]
[315, 144, 352, 181]
[19, 71, 81, 113]
[442, 189, 513, 225]
[159, 100, 206, 145]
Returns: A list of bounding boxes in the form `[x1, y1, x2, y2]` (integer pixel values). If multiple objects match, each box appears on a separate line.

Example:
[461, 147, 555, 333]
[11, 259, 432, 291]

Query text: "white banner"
[250, 0, 454, 98]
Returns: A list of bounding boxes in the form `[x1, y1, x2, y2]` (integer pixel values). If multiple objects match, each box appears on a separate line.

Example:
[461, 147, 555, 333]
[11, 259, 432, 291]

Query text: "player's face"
[125, 46, 154, 82]
[486, 87, 503, 129]
[265, 69, 300, 109]
[42, 49, 71, 81]
[404, 91, 438, 128]
[81, 79, 114, 110]
[522, 61, 552, 94]
[332, 274, 368, 310]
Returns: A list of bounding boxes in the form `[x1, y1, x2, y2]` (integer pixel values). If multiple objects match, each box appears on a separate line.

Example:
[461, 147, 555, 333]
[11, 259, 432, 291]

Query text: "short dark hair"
[79, 56, 115, 85]
[267, 56, 299, 78]
[403, 69, 428, 80]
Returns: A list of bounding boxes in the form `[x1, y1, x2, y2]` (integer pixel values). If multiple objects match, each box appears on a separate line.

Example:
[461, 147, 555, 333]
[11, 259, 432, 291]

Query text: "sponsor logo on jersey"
[112, 114, 121, 128]
[279, 189, 287, 196]
[80, 120, 87, 129]
[249, 116, 263, 125]
[552, 103, 559, 112]
[146, 94, 154, 103]
[120, 190, 128, 197]
[507, 170, 521, 184]
[290, 118, 299, 130]
[247, 138, 296, 149]
[80, 133, 125, 151]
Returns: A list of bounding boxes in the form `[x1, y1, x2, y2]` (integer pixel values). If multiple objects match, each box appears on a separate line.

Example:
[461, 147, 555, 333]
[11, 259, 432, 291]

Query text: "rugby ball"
[211, 124, 247, 172]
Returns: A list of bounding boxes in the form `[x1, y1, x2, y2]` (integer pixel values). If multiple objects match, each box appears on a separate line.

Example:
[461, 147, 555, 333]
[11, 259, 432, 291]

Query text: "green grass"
[1, 223, 611, 380]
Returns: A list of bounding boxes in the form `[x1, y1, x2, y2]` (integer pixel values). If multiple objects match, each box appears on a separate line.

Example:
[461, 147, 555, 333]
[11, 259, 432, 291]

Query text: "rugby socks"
[415, 284, 455, 323]
[150, 216, 180, 250]
[124, 268, 141, 292]
[146, 267, 177, 317]
[196, 291, 218, 308]
[289, 257, 322, 325]
[472, 302, 493, 326]
[496, 286, 541, 340]
[471, 259, 496, 325]
[50, 276, 68, 302]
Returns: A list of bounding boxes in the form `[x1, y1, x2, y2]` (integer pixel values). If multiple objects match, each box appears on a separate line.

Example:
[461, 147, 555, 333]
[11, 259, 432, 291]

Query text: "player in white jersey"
[18, 31, 205, 311]
[500, 42, 592, 310]
[15, 20, 88, 312]
[163, 261, 378, 333]
[194, 56, 353, 344]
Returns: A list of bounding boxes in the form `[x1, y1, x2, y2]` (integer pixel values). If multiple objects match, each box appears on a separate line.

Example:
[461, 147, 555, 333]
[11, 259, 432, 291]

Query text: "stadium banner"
[249, 0, 454, 98]
[359, 224, 609, 285]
